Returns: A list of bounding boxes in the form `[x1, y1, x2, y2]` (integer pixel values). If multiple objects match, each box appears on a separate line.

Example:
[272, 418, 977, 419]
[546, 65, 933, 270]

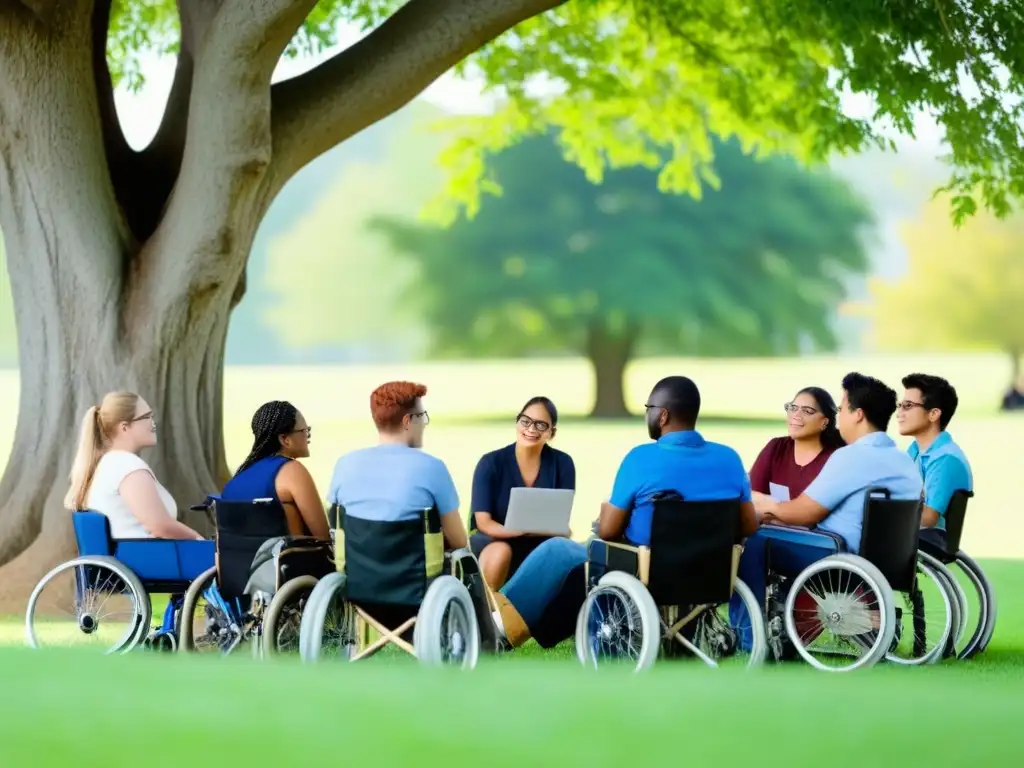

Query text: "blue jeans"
[729, 526, 843, 649]
[501, 538, 587, 630]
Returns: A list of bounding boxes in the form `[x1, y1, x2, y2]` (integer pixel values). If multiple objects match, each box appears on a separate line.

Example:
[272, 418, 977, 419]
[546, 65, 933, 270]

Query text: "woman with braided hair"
[221, 401, 330, 540]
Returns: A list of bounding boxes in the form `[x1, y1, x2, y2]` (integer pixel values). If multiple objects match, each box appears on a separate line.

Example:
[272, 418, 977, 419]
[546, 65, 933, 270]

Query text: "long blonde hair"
[64, 391, 140, 511]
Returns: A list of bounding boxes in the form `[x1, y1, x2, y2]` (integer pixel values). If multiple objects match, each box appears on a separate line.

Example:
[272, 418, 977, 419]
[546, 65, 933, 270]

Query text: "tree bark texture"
[0, 0, 564, 610]
[585, 320, 640, 419]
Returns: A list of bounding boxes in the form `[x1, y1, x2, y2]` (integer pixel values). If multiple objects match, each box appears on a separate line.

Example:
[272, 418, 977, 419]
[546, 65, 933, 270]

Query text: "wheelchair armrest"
[587, 538, 651, 586]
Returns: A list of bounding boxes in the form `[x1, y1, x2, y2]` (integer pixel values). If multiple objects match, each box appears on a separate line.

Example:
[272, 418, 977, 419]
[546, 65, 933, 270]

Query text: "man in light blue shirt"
[897, 372, 973, 548]
[735, 373, 923, 633]
[327, 381, 467, 549]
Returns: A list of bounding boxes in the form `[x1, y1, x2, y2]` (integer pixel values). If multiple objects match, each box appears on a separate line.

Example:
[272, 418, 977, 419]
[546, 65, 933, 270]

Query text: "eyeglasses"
[517, 415, 551, 433]
[784, 403, 820, 416]
[131, 412, 155, 424]
[290, 426, 312, 438]
[410, 410, 430, 426]
[897, 401, 927, 411]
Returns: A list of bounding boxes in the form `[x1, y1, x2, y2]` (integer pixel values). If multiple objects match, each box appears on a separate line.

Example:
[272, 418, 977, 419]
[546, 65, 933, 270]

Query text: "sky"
[113, 21, 946, 155]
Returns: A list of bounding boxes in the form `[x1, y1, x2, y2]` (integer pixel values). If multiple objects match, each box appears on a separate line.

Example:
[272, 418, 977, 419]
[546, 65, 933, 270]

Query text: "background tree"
[0, 0, 1023, 599]
[871, 195, 1024, 384]
[374, 135, 874, 417]
[262, 100, 450, 362]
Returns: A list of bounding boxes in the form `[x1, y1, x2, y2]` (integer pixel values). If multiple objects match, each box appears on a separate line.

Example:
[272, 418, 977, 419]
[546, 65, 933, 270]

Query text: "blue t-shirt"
[804, 431, 923, 553]
[327, 444, 460, 523]
[609, 430, 752, 546]
[907, 431, 973, 529]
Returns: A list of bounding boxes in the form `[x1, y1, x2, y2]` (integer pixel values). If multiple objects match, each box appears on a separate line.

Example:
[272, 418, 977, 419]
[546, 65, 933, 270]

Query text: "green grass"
[0, 559, 1022, 765]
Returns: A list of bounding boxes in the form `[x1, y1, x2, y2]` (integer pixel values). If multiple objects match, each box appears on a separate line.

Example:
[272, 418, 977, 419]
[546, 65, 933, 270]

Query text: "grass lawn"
[0, 557, 1021, 765]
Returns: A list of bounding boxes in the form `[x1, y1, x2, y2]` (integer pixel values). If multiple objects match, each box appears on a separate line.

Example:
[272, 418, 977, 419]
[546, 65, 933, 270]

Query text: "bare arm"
[473, 511, 523, 539]
[597, 501, 629, 541]
[276, 460, 330, 540]
[757, 493, 830, 528]
[738, 500, 759, 538]
[119, 470, 203, 540]
[440, 509, 468, 551]
[920, 505, 940, 528]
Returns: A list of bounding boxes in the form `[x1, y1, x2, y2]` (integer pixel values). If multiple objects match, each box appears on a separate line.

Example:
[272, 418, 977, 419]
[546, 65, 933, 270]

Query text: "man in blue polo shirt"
[897, 372, 973, 549]
[732, 373, 922, 646]
[489, 376, 758, 649]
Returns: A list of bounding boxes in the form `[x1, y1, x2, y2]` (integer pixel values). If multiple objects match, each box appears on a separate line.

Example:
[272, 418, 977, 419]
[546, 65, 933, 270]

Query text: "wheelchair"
[574, 494, 767, 672]
[298, 504, 497, 669]
[764, 488, 956, 672]
[177, 497, 334, 657]
[917, 490, 997, 660]
[25, 511, 215, 653]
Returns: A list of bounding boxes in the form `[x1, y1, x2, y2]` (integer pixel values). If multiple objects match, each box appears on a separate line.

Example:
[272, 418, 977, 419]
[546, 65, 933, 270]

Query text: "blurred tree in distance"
[262, 101, 449, 361]
[870, 195, 1024, 384]
[373, 135, 874, 417]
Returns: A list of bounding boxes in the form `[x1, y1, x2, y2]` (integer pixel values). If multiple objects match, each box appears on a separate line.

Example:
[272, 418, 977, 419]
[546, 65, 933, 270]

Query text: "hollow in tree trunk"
[585, 321, 640, 419]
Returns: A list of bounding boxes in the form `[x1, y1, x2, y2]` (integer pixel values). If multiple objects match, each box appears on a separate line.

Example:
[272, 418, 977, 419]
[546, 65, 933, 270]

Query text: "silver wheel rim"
[26, 560, 146, 653]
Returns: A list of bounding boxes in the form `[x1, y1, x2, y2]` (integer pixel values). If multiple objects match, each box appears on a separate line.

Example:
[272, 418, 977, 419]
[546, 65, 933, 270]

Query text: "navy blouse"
[470, 443, 576, 528]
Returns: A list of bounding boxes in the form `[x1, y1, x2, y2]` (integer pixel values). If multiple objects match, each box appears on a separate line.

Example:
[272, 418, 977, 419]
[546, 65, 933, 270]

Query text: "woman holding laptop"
[470, 396, 576, 589]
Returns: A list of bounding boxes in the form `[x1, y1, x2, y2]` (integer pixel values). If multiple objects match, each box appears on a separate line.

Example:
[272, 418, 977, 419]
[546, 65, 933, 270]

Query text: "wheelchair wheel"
[689, 578, 767, 668]
[784, 554, 896, 672]
[576, 571, 660, 672]
[884, 560, 952, 665]
[178, 566, 242, 655]
[947, 552, 997, 659]
[414, 575, 481, 669]
[26, 556, 151, 654]
[262, 575, 318, 658]
[299, 572, 358, 662]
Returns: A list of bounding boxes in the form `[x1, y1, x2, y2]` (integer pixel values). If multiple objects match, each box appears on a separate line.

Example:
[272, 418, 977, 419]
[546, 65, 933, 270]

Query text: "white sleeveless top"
[85, 450, 178, 539]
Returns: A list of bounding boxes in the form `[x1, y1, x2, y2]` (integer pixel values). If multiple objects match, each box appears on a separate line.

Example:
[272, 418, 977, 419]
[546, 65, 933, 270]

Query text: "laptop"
[504, 487, 575, 536]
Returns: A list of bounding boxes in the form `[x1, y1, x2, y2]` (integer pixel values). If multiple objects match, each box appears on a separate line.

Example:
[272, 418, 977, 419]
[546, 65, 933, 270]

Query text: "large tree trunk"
[0, 7, 246, 611]
[0, 0, 564, 612]
[585, 320, 640, 419]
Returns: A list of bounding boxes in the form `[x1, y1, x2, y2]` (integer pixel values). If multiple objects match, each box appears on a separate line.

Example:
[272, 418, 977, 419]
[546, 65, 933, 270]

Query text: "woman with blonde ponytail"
[65, 392, 203, 540]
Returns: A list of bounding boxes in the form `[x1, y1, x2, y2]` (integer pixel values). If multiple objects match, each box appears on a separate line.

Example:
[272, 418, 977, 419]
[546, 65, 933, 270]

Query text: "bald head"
[646, 376, 701, 438]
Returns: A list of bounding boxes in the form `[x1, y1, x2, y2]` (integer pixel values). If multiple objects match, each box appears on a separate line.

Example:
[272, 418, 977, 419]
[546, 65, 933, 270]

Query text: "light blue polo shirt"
[804, 431, 923, 553]
[907, 431, 973, 529]
[609, 430, 751, 546]
[327, 444, 460, 523]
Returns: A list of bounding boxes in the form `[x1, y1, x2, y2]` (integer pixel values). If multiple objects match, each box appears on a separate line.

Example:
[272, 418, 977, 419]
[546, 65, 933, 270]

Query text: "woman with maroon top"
[749, 387, 845, 504]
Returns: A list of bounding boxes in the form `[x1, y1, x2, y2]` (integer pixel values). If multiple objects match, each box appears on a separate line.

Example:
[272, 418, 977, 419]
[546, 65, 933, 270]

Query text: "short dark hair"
[902, 373, 959, 430]
[841, 372, 897, 432]
[650, 376, 701, 425]
[518, 396, 558, 427]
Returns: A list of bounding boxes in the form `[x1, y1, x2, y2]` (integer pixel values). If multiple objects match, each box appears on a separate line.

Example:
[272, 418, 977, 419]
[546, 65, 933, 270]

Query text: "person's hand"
[753, 494, 779, 516]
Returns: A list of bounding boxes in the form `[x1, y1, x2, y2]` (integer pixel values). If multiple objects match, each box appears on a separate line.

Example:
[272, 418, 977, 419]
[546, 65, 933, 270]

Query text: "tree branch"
[132, 0, 318, 338]
[268, 0, 566, 190]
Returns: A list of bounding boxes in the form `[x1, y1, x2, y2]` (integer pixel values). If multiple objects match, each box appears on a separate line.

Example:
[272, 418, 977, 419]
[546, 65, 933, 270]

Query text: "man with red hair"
[327, 381, 467, 549]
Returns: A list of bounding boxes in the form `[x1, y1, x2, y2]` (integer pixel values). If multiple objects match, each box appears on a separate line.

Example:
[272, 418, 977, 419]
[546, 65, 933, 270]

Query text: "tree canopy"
[871, 194, 1024, 382]
[373, 134, 874, 416]
[101, 0, 1024, 225]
